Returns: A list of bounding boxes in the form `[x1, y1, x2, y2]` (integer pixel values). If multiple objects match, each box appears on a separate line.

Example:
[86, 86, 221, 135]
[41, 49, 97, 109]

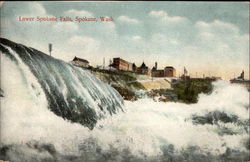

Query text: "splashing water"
[0, 38, 249, 162]
[0, 38, 123, 130]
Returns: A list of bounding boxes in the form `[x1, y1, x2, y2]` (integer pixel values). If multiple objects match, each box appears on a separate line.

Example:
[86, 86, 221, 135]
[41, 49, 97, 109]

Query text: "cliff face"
[87, 68, 214, 104]
[138, 79, 172, 90]
[87, 69, 146, 100]
[84, 68, 174, 100]
[90, 69, 147, 90]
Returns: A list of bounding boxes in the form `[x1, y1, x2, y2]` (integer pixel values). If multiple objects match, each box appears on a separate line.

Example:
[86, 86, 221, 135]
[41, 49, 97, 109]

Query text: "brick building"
[110, 57, 133, 71]
[132, 63, 137, 72]
[136, 62, 151, 75]
[151, 62, 176, 77]
[164, 66, 176, 77]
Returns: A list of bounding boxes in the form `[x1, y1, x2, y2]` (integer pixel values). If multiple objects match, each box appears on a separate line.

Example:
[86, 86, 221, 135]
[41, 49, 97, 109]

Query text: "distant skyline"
[1, 1, 249, 80]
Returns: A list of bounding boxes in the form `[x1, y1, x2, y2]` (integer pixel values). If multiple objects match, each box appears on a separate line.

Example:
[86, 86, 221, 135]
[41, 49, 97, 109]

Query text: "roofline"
[73, 56, 89, 63]
[165, 66, 175, 69]
[113, 57, 132, 64]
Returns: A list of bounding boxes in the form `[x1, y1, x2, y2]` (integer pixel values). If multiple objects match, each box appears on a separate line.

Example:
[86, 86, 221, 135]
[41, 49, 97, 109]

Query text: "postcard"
[0, 1, 249, 162]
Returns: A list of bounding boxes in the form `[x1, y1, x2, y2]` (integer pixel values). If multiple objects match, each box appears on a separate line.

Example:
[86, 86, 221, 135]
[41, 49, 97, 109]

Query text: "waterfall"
[0, 38, 249, 162]
[0, 38, 124, 129]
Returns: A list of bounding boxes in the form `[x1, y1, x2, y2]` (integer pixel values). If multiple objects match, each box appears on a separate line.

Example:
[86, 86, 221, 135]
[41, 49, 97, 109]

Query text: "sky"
[1, 1, 249, 80]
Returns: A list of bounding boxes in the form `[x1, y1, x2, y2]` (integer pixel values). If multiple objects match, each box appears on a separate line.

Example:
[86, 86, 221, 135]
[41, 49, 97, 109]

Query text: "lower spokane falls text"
[18, 16, 114, 22]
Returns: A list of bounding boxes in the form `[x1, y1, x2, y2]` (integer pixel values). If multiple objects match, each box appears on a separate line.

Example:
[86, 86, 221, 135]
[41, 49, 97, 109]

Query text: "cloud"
[28, 2, 46, 15]
[149, 10, 187, 23]
[67, 35, 100, 52]
[120, 15, 248, 79]
[195, 20, 239, 36]
[53, 22, 79, 32]
[2, 2, 248, 79]
[149, 10, 167, 17]
[147, 33, 180, 54]
[193, 19, 246, 55]
[64, 9, 94, 17]
[8, 2, 47, 17]
[52, 35, 101, 63]
[179, 20, 249, 78]
[118, 15, 139, 24]
[132, 35, 142, 41]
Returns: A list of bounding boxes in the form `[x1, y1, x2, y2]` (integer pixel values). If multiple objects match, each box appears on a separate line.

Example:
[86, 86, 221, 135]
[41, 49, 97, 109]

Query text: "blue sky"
[1, 1, 249, 80]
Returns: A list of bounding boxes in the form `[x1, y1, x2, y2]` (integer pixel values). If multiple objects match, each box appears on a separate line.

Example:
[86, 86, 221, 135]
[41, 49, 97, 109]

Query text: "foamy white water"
[93, 82, 249, 157]
[0, 38, 249, 161]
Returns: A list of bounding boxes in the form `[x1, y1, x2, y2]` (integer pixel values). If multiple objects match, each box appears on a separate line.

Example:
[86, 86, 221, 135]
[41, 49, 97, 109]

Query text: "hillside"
[82, 67, 213, 103]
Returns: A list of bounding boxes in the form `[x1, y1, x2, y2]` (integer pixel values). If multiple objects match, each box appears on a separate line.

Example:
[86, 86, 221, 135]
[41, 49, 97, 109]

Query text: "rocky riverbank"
[83, 67, 213, 103]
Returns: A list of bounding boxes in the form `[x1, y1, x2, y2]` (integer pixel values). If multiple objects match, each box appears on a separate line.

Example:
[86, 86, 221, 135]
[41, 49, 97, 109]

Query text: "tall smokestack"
[49, 43, 52, 56]
[155, 62, 157, 69]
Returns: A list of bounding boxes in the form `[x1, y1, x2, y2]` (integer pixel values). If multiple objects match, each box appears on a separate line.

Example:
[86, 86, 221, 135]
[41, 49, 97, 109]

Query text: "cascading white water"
[0, 38, 249, 162]
[0, 38, 124, 130]
[92, 81, 249, 157]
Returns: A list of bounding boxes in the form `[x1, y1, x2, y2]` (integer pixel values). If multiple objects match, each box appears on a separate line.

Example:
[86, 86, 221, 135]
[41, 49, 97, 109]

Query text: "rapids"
[0, 38, 249, 162]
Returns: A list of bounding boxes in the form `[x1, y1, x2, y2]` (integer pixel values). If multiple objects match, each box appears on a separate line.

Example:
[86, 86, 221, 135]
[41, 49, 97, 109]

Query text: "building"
[180, 67, 190, 80]
[110, 57, 133, 71]
[72, 56, 89, 67]
[151, 62, 176, 77]
[230, 71, 250, 90]
[136, 62, 151, 75]
[151, 62, 165, 77]
[164, 66, 176, 77]
[132, 63, 137, 72]
[230, 79, 250, 90]
[151, 69, 165, 77]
